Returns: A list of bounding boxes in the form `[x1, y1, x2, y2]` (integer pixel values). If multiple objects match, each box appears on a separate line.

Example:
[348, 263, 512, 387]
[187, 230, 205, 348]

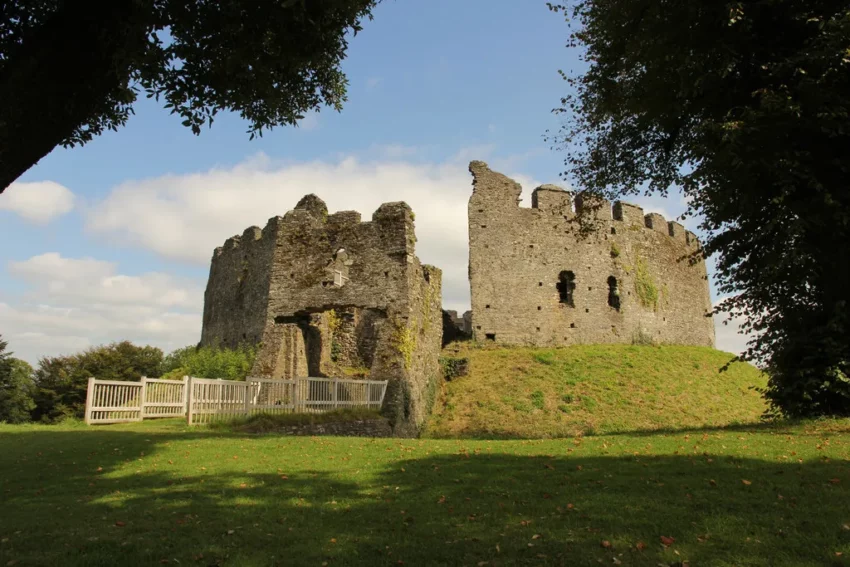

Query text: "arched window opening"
[557, 271, 576, 306]
[607, 276, 621, 311]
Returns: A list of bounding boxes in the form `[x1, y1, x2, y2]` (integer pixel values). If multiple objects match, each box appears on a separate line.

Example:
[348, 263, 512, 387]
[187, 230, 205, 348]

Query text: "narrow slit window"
[557, 270, 576, 306]
[607, 276, 621, 311]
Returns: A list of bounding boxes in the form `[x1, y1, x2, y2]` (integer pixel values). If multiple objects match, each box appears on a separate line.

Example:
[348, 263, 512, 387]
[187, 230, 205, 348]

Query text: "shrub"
[530, 390, 545, 410]
[162, 343, 257, 381]
[32, 341, 164, 423]
[439, 357, 469, 381]
[0, 336, 35, 424]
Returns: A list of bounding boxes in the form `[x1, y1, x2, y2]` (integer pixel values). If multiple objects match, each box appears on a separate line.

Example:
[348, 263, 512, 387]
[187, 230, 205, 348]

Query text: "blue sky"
[0, 0, 746, 363]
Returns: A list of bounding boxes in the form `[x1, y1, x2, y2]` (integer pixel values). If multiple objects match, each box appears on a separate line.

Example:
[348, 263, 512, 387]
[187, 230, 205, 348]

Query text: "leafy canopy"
[0, 0, 377, 190]
[548, 1, 850, 416]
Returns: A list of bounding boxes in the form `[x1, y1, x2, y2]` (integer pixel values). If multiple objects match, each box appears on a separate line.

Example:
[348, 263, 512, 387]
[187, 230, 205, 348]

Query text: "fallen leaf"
[842, 524, 850, 531]
[660, 536, 675, 546]
[828, 478, 841, 485]
[330, 538, 337, 543]
[709, 479, 717, 487]
[532, 534, 541, 540]
[741, 479, 752, 486]
[227, 530, 234, 535]
[612, 558, 622, 565]
[600, 540, 611, 548]
[115, 521, 126, 527]
[635, 541, 646, 551]
[280, 475, 289, 480]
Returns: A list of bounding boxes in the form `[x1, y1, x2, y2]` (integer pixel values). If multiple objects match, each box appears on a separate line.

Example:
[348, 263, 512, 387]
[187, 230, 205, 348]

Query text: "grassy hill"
[426, 343, 768, 438]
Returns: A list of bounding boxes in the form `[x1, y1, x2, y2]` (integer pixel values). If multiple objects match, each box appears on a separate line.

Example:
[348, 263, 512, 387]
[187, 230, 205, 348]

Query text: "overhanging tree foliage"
[0, 0, 377, 192]
[548, 1, 850, 416]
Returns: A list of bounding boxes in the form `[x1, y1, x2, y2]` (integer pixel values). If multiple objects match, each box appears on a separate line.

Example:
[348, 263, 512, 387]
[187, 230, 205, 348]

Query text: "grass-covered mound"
[426, 343, 767, 438]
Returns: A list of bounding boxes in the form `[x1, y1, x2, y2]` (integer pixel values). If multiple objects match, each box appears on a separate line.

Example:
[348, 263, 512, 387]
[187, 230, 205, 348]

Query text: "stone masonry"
[200, 195, 443, 437]
[467, 161, 715, 347]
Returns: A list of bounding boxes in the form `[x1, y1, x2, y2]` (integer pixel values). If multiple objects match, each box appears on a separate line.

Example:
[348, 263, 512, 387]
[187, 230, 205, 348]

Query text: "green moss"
[633, 256, 659, 309]
[340, 366, 370, 378]
[392, 322, 416, 370]
[610, 242, 621, 258]
[327, 309, 341, 333]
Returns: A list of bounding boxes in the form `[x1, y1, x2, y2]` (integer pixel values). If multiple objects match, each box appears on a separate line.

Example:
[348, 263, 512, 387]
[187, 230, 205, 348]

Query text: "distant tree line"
[0, 335, 256, 424]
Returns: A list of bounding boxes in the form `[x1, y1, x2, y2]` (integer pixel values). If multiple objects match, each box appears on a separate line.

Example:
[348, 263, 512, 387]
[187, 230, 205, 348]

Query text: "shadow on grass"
[0, 427, 848, 566]
[425, 418, 850, 440]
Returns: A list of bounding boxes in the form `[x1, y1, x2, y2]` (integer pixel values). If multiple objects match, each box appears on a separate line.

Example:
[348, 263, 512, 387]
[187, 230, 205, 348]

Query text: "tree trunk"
[0, 0, 150, 193]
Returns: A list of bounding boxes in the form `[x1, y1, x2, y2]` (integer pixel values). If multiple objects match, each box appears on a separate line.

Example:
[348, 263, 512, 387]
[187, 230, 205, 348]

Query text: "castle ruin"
[200, 195, 442, 436]
[199, 161, 715, 436]
[466, 161, 715, 347]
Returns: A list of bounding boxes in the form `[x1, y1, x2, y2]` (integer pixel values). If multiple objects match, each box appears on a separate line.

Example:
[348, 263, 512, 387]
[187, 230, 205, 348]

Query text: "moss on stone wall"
[392, 321, 416, 370]
[633, 256, 659, 310]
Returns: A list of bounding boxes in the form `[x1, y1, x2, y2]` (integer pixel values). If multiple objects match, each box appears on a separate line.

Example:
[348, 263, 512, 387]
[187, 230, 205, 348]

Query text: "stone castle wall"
[467, 161, 715, 347]
[200, 195, 443, 436]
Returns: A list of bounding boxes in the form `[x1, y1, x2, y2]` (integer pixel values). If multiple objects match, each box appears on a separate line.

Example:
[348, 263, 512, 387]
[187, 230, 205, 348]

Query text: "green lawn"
[428, 344, 768, 438]
[1, 418, 849, 566]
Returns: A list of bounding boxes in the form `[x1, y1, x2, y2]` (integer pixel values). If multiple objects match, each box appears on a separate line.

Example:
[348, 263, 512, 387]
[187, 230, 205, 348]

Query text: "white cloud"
[0, 180, 75, 223]
[85, 153, 529, 315]
[2, 253, 203, 364]
[9, 253, 202, 310]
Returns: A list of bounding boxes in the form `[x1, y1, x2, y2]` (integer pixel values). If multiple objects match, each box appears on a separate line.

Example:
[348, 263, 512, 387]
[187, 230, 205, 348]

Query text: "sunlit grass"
[0, 418, 849, 566]
[426, 343, 768, 438]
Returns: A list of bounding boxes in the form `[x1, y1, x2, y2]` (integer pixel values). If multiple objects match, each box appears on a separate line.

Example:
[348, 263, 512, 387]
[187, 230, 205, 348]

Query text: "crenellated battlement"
[469, 161, 702, 249]
[467, 160, 714, 349]
[210, 195, 416, 267]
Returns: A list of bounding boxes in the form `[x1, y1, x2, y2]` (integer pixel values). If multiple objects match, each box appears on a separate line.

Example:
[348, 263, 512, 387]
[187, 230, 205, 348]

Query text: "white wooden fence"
[187, 377, 389, 425]
[84, 376, 388, 426]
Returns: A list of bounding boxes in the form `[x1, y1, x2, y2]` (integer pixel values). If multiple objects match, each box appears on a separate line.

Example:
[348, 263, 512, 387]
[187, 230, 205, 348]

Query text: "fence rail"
[187, 377, 389, 425]
[85, 376, 388, 426]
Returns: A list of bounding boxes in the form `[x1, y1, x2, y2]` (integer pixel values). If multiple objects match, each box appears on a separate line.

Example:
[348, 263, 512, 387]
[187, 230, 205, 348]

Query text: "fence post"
[84, 377, 96, 425]
[186, 376, 194, 426]
[244, 380, 251, 417]
[139, 376, 147, 421]
[332, 378, 338, 410]
[182, 376, 189, 416]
